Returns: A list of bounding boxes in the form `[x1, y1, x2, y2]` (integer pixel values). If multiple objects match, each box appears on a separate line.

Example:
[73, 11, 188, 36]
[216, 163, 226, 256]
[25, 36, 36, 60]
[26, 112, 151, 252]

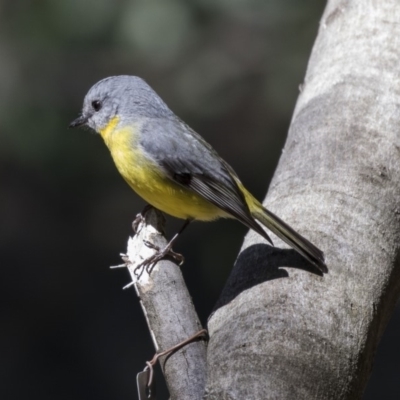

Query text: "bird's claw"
[143, 240, 185, 265]
[132, 214, 143, 234]
[133, 240, 185, 279]
[132, 205, 154, 234]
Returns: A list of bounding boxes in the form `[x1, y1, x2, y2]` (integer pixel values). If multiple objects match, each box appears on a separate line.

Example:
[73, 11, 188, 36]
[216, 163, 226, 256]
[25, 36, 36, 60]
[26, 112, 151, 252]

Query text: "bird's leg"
[134, 219, 192, 277]
[132, 204, 154, 233]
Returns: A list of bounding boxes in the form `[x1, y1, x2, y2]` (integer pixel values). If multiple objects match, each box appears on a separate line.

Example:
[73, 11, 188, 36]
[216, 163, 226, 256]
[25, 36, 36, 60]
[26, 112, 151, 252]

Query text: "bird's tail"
[251, 204, 327, 273]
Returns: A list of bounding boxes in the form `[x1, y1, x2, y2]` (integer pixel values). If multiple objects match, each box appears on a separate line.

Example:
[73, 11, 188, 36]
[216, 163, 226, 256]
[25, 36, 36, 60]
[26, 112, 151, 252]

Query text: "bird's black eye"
[91, 100, 102, 112]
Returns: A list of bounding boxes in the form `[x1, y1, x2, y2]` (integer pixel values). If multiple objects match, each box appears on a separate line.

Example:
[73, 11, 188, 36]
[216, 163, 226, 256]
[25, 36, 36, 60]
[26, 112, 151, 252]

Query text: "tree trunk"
[205, 1, 400, 399]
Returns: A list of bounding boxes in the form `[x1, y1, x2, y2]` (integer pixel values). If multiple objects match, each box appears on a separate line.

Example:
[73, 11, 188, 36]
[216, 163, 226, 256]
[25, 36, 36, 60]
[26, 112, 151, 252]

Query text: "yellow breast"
[99, 118, 225, 221]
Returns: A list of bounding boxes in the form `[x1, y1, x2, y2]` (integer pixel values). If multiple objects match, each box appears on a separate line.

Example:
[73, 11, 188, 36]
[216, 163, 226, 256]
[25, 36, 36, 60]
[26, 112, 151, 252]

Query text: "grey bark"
[205, 1, 400, 399]
[123, 208, 207, 400]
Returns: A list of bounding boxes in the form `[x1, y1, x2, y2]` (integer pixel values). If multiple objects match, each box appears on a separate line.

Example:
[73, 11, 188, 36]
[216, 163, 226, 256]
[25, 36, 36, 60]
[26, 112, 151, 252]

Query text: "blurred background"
[0, 0, 398, 398]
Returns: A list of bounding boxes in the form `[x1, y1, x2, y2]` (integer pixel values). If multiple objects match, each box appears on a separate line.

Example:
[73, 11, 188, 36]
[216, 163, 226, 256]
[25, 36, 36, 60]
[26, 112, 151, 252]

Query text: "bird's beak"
[69, 114, 88, 128]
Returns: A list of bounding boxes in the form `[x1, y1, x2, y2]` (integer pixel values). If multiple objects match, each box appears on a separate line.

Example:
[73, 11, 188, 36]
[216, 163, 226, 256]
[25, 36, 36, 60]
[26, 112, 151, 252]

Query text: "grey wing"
[139, 118, 273, 243]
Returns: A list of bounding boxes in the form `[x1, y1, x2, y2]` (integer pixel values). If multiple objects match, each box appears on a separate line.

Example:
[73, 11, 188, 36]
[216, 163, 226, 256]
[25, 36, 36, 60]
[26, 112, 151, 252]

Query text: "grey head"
[70, 75, 174, 132]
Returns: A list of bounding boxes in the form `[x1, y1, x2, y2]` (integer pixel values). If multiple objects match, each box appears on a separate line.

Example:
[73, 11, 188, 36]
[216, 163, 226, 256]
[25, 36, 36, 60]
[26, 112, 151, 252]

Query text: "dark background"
[1, 1, 398, 399]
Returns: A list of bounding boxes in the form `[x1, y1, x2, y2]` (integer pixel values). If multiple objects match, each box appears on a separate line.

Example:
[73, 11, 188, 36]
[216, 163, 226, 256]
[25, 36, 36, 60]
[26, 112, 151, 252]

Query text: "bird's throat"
[99, 115, 120, 145]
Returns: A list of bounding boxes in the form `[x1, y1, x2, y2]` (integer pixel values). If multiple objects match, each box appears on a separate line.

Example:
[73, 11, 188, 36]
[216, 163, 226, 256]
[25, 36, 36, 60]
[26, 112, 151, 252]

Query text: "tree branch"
[123, 208, 207, 400]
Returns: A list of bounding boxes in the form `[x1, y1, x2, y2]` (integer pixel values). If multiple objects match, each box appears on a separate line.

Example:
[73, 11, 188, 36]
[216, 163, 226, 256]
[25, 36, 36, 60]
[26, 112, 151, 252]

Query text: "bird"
[70, 75, 326, 274]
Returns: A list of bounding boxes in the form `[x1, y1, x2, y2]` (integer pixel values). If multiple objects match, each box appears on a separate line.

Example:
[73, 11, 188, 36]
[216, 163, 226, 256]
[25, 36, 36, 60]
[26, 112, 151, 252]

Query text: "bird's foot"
[134, 240, 184, 279]
[132, 205, 154, 234]
[144, 240, 185, 265]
